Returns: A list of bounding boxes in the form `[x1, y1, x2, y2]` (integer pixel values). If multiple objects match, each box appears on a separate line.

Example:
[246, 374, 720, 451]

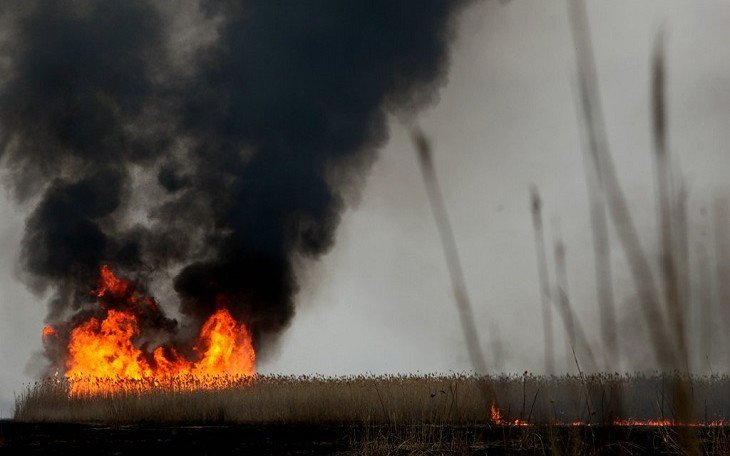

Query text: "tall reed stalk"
[713, 197, 730, 369]
[553, 227, 597, 372]
[566, 0, 672, 368]
[651, 37, 687, 369]
[411, 129, 495, 407]
[529, 187, 555, 375]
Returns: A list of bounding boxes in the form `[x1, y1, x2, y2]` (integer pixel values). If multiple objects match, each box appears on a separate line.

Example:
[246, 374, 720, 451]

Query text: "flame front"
[489, 402, 729, 427]
[59, 266, 255, 395]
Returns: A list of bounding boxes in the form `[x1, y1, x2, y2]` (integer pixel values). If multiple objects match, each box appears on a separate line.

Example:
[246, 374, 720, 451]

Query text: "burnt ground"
[1, 421, 729, 455]
[0, 422, 352, 455]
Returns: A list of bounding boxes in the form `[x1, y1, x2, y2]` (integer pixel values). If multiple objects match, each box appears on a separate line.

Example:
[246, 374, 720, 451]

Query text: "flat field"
[8, 374, 730, 454]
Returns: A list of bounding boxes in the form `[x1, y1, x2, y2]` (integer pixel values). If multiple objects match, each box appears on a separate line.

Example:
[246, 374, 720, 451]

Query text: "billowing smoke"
[0, 0, 474, 361]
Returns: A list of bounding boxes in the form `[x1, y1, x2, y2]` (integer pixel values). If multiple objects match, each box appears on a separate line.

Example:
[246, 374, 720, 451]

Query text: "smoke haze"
[2, 0, 730, 417]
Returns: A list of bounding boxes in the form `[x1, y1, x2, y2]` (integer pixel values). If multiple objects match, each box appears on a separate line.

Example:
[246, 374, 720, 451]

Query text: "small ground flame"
[490, 402, 529, 426]
[489, 403, 730, 427]
[55, 266, 255, 395]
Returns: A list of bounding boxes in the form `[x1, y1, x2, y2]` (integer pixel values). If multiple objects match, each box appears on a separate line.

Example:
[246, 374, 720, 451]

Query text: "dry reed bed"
[14, 373, 730, 425]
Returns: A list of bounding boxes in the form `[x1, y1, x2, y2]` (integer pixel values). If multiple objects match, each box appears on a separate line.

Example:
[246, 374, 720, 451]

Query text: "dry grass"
[14, 373, 730, 426]
[15, 374, 730, 454]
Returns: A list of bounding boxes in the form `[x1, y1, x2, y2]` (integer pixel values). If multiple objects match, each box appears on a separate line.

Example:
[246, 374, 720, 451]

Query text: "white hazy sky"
[3, 1, 730, 417]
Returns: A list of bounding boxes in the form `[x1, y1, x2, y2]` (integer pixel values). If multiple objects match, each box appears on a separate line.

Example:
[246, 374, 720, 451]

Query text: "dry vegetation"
[15, 373, 730, 425]
[13, 374, 730, 454]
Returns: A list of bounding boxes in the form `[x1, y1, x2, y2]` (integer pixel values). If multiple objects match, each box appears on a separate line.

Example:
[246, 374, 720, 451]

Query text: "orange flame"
[96, 264, 130, 298]
[489, 403, 729, 427]
[58, 266, 255, 395]
[490, 402, 529, 426]
[42, 325, 57, 341]
[490, 402, 503, 424]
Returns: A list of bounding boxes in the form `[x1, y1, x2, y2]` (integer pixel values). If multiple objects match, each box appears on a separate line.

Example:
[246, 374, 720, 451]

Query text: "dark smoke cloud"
[0, 1, 170, 321]
[0, 0, 475, 353]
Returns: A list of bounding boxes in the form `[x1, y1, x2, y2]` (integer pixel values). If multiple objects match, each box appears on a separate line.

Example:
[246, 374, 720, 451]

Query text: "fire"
[41, 325, 57, 340]
[57, 265, 255, 395]
[490, 402, 529, 426]
[490, 402, 503, 424]
[96, 264, 130, 298]
[489, 403, 730, 427]
[192, 307, 256, 376]
[612, 419, 675, 427]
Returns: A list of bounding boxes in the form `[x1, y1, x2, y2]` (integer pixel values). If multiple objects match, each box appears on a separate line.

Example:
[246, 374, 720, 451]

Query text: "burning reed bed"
[14, 373, 730, 426]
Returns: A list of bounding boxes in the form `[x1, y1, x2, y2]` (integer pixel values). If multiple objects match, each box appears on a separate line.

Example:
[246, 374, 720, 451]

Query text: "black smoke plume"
[0, 0, 475, 359]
